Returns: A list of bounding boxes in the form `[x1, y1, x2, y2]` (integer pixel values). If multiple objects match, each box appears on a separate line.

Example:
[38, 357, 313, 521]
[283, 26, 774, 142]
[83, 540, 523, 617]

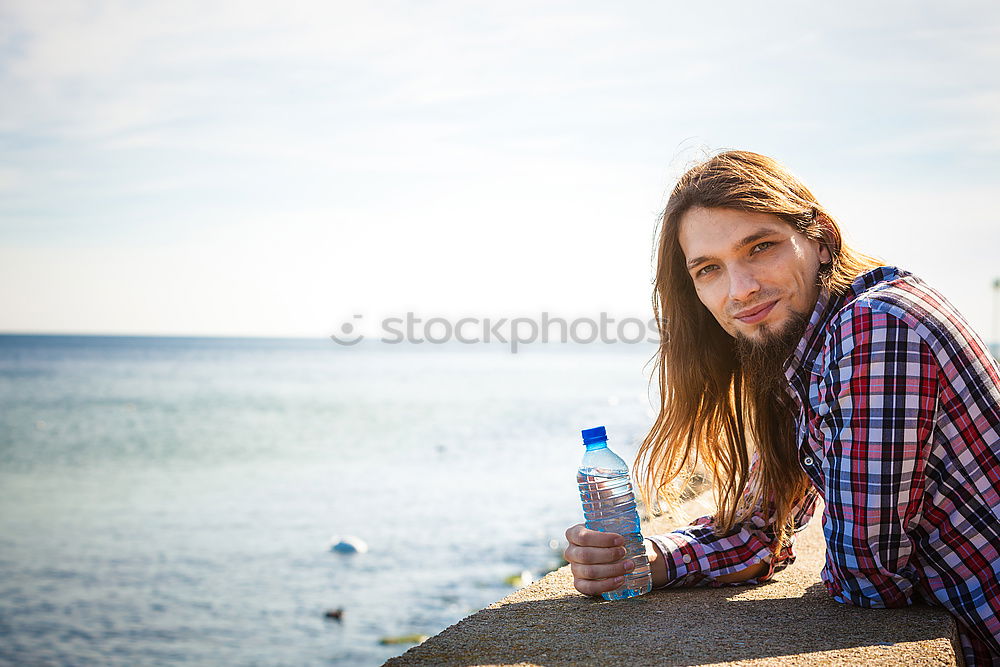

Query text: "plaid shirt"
[647, 266, 1000, 665]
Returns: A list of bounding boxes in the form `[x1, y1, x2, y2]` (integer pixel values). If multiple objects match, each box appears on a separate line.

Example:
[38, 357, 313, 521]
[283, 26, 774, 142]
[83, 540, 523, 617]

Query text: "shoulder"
[810, 269, 1000, 425]
[819, 267, 948, 363]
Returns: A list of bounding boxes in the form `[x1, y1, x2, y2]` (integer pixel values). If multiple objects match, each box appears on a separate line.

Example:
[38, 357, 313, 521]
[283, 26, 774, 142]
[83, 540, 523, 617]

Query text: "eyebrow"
[685, 227, 779, 270]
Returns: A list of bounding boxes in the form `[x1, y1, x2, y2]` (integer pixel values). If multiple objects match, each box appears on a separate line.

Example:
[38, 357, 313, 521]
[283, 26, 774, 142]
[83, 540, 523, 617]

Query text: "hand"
[563, 523, 635, 597]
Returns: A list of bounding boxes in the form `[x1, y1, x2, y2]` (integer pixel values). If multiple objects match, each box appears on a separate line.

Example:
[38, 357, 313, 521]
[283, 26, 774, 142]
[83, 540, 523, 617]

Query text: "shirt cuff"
[646, 532, 706, 587]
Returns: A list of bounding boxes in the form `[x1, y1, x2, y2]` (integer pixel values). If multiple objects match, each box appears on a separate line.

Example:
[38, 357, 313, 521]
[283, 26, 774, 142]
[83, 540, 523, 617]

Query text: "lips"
[733, 300, 778, 324]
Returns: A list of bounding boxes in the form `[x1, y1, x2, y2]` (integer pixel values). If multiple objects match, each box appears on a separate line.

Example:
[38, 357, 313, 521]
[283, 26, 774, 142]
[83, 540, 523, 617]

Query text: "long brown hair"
[636, 150, 882, 555]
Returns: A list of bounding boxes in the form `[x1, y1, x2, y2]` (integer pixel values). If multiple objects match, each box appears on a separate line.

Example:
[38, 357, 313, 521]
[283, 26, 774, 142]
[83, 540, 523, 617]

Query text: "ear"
[818, 242, 832, 265]
[812, 211, 837, 265]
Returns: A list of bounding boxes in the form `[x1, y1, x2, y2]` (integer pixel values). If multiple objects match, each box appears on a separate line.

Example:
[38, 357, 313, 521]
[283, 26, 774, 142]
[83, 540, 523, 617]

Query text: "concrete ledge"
[386, 500, 959, 666]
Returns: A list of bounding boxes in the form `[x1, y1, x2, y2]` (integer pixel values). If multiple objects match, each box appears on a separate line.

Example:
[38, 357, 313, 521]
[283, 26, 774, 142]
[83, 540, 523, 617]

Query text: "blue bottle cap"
[581, 426, 607, 445]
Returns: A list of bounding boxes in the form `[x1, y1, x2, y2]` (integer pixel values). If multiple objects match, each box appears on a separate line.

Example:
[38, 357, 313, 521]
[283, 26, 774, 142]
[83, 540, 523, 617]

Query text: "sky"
[1, 0, 998, 342]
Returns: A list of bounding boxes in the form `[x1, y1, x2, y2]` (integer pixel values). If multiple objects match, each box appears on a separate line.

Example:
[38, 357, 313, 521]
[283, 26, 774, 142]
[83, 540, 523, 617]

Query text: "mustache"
[726, 291, 782, 318]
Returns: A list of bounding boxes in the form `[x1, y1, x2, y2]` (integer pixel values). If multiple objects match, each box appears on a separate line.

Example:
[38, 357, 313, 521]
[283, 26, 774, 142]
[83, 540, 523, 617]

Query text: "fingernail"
[623, 559, 635, 572]
[614, 576, 625, 585]
[618, 548, 627, 559]
[614, 536, 624, 546]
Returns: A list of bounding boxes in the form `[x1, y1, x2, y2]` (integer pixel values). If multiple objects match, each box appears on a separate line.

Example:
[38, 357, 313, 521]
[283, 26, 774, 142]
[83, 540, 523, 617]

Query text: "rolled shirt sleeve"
[647, 457, 819, 588]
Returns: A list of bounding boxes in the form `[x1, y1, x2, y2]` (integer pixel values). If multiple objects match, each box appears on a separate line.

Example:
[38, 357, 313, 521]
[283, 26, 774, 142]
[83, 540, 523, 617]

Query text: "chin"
[732, 314, 787, 342]
[740, 326, 772, 342]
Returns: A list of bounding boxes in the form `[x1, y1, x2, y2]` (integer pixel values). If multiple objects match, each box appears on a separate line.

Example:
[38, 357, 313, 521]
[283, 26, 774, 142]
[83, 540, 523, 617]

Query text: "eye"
[751, 241, 775, 254]
[694, 264, 718, 278]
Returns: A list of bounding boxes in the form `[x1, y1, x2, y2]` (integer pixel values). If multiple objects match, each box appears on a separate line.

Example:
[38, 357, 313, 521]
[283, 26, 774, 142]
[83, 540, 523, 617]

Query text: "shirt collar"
[783, 265, 901, 382]
[784, 286, 839, 382]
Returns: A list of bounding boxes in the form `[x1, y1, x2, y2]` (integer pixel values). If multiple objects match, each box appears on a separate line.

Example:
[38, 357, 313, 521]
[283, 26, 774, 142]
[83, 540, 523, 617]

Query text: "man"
[564, 151, 1000, 665]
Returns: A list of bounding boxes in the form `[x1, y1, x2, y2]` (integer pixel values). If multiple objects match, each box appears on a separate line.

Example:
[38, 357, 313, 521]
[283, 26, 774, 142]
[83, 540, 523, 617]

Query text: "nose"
[728, 265, 761, 302]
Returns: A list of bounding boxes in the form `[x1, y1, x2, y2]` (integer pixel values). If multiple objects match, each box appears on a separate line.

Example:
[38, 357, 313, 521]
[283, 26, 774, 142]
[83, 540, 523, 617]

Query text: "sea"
[0, 334, 661, 666]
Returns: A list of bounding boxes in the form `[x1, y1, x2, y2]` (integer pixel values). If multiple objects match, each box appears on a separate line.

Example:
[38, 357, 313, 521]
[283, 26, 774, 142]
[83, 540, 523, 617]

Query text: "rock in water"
[503, 569, 534, 588]
[379, 634, 428, 645]
[330, 536, 369, 554]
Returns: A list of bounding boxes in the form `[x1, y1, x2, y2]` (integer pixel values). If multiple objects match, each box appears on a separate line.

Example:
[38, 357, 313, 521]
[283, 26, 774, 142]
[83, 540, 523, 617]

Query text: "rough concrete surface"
[386, 499, 959, 666]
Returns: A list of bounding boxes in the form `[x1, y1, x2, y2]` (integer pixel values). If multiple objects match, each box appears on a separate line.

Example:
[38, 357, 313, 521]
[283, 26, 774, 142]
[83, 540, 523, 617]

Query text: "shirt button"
[682, 554, 692, 564]
[803, 457, 814, 466]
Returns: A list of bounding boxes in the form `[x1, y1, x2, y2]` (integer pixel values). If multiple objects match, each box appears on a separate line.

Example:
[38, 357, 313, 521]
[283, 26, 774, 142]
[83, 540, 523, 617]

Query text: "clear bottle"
[577, 425, 652, 600]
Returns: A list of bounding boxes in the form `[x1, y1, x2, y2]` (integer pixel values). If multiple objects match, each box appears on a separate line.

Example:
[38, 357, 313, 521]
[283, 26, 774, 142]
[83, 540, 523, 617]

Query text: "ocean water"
[0, 335, 660, 665]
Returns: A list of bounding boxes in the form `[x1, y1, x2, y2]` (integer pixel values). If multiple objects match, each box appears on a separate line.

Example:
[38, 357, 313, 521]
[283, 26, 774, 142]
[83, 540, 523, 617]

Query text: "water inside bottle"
[577, 468, 653, 600]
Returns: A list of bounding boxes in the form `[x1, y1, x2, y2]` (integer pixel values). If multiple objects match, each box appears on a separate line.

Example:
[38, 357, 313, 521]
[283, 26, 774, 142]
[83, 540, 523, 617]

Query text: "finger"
[565, 544, 627, 565]
[571, 558, 636, 581]
[574, 574, 626, 597]
[564, 524, 584, 543]
[566, 525, 624, 548]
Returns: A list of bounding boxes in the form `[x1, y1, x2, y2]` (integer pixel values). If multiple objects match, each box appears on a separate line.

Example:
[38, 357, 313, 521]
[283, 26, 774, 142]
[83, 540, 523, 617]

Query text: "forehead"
[678, 207, 793, 259]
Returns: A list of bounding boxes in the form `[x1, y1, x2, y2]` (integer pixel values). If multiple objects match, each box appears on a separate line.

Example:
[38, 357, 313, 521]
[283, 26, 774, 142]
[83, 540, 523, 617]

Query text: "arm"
[814, 306, 935, 607]
[565, 515, 774, 598]
[645, 540, 767, 586]
[645, 454, 820, 589]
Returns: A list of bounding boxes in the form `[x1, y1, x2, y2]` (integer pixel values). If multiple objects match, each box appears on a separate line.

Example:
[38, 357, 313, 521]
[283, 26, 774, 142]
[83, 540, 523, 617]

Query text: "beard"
[734, 311, 809, 394]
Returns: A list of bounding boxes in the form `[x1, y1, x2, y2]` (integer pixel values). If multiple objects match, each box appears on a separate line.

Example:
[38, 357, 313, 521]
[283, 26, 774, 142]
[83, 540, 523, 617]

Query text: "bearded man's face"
[678, 207, 829, 364]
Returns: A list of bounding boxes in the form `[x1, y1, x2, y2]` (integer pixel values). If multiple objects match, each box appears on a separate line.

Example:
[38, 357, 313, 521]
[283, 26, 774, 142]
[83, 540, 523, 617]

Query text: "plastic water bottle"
[577, 425, 652, 600]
